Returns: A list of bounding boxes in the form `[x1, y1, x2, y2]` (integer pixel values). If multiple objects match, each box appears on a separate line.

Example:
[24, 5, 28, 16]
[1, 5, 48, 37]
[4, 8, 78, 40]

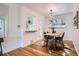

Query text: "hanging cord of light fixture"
[49, 9, 55, 33]
[49, 9, 53, 22]
[50, 9, 53, 17]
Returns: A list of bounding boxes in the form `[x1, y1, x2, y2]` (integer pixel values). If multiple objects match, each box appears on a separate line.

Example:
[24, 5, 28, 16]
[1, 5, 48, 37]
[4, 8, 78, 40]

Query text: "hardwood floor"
[7, 40, 78, 56]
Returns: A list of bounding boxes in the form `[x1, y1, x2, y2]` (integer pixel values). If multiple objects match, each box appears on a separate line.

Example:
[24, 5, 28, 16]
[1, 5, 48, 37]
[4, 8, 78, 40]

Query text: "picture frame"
[25, 16, 36, 32]
[73, 11, 79, 29]
[50, 18, 66, 28]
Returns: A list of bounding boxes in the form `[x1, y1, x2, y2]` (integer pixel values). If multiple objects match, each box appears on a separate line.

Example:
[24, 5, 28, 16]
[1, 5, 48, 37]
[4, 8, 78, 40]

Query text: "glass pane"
[0, 4, 8, 37]
[0, 16, 5, 37]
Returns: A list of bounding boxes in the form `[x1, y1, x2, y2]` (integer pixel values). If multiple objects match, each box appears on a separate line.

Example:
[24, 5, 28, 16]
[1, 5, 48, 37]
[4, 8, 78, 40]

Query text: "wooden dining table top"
[45, 32, 63, 36]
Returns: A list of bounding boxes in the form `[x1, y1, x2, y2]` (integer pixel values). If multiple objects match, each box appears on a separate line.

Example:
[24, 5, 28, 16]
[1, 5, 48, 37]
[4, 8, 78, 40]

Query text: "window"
[0, 16, 5, 37]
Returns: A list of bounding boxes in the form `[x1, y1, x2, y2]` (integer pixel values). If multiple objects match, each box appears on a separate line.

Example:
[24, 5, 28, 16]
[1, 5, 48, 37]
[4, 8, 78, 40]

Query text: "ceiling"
[20, 3, 74, 16]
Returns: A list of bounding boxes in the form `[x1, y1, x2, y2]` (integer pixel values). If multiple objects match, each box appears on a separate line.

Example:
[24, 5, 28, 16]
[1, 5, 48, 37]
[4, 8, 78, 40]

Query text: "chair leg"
[42, 39, 48, 47]
[60, 40, 64, 50]
[54, 39, 57, 50]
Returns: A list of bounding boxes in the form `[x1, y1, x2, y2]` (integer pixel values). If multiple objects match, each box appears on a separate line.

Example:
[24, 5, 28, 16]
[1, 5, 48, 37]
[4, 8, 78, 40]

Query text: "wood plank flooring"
[7, 40, 78, 56]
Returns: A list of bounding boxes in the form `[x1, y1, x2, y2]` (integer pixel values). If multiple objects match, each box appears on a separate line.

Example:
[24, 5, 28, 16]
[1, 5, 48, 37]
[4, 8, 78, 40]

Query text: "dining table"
[44, 32, 64, 52]
[45, 31, 63, 36]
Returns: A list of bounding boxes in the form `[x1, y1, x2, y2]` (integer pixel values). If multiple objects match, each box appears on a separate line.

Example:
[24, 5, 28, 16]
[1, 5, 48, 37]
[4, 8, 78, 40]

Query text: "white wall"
[0, 4, 8, 16]
[71, 3, 79, 55]
[43, 13, 73, 40]
[2, 4, 21, 53]
[1, 4, 44, 53]
[21, 6, 44, 47]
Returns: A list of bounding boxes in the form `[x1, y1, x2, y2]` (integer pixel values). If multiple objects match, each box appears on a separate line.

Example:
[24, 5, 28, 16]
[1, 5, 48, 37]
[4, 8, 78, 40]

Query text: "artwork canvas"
[50, 18, 66, 28]
[25, 16, 36, 32]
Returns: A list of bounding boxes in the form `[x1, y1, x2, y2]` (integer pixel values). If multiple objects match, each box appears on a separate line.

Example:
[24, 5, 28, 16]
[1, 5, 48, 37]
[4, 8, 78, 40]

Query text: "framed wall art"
[25, 16, 36, 32]
[50, 18, 66, 28]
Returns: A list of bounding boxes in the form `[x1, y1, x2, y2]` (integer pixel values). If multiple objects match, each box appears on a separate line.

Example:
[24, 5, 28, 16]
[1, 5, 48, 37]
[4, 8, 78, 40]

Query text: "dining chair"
[47, 31, 49, 33]
[54, 32, 65, 51]
[42, 32, 48, 47]
[43, 32, 46, 34]
[43, 32, 54, 47]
